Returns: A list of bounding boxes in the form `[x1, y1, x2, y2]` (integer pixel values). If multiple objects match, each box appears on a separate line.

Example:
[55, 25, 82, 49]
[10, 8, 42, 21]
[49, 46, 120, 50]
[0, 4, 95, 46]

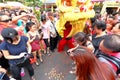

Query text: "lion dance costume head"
[56, 0, 95, 52]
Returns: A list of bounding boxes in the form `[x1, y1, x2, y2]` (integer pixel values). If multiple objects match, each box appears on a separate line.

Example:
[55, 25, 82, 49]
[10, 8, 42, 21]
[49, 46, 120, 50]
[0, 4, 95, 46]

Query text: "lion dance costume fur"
[56, 0, 95, 52]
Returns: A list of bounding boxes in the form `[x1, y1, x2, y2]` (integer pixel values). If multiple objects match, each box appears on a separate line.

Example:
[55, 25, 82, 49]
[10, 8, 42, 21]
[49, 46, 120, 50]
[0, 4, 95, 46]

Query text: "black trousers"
[50, 36, 58, 51]
[9, 59, 34, 80]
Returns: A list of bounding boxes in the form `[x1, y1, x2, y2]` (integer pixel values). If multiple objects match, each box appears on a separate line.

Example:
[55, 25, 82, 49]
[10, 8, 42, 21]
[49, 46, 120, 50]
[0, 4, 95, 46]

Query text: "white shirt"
[47, 20, 57, 38]
[41, 21, 50, 39]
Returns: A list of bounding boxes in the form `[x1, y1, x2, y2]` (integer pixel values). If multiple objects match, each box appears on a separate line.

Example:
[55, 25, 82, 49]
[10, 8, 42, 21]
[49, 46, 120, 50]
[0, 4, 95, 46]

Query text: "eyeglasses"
[0, 18, 12, 22]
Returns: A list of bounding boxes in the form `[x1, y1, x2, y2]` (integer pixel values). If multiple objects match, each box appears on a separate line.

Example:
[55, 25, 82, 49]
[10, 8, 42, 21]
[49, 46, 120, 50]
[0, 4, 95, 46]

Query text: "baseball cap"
[1, 28, 18, 39]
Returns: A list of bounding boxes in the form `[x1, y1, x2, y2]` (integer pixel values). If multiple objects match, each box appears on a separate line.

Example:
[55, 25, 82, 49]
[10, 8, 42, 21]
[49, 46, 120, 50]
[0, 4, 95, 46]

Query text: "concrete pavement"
[22, 49, 76, 80]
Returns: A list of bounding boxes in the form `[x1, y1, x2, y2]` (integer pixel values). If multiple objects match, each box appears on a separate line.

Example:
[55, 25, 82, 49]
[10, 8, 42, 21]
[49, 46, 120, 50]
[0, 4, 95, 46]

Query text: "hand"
[27, 14, 36, 18]
[67, 44, 79, 53]
[0, 51, 3, 58]
[67, 48, 75, 53]
[48, 38, 50, 43]
[32, 36, 36, 41]
[19, 52, 27, 58]
[67, 48, 75, 56]
[53, 34, 56, 37]
[0, 67, 7, 73]
[117, 74, 120, 79]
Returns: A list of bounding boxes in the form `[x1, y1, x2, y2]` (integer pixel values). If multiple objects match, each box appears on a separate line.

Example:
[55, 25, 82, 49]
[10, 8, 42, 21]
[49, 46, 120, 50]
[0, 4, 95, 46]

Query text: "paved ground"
[22, 49, 76, 80]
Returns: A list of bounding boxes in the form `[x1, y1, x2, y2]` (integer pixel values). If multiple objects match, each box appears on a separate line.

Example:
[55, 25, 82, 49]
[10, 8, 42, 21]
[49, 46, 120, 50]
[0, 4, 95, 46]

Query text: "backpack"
[98, 53, 120, 75]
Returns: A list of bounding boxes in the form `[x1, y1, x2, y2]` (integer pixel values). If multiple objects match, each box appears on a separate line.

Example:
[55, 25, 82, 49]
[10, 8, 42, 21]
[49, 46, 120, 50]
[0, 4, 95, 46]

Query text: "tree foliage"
[24, 0, 42, 21]
[24, 0, 42, 7]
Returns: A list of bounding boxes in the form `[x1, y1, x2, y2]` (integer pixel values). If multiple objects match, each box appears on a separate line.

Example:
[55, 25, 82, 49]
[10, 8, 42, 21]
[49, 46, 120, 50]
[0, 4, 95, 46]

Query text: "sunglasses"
[0, 18, 12, 22]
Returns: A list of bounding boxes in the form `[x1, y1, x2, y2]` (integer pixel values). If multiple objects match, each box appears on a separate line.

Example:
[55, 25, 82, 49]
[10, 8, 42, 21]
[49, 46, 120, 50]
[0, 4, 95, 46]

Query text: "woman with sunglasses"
[0, 13, 34, 33]
[0, 28, 35, 80]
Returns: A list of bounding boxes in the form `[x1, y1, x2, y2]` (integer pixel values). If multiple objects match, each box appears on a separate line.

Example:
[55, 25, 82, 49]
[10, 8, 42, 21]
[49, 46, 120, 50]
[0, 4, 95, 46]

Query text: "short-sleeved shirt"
[0, 24, 16, 33]
[92, 34, 106, 52]
[47, 20, 57, 38]
[41, 22, 50, 39]
[17, 19, 27, 34]
[0, 36, 28, 65]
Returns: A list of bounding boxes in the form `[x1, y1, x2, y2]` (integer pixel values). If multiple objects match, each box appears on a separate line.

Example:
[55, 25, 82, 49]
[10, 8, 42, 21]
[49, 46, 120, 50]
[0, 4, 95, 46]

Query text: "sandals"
[35, 62, 39, 66]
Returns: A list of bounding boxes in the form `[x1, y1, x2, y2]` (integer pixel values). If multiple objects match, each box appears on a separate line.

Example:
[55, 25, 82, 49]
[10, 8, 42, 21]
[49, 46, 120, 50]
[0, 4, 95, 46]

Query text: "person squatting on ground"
[67, 32, 94, 74]
[25, 21, 43, 66]
[0, 28, 35, 80]
[68, 32, 94, 53]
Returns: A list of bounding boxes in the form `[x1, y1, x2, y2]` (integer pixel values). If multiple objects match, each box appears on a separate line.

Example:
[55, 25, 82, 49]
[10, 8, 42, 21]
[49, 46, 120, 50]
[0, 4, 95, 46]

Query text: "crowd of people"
[67, 12, 120, 80]
[0, 8, 59, 80]
[0, 6, 120, 80]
